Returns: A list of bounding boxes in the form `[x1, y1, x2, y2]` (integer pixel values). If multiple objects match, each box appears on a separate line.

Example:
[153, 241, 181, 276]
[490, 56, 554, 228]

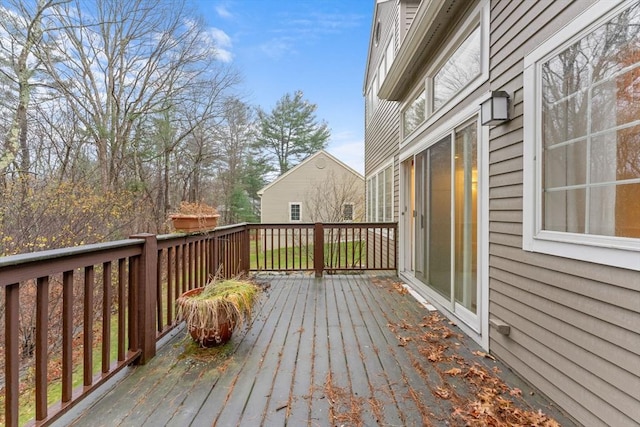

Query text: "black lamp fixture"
[480, 91, 510, 125]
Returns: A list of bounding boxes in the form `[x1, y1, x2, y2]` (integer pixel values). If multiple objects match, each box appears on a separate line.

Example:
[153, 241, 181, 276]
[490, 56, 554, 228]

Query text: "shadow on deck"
[59, 274, 575, 426]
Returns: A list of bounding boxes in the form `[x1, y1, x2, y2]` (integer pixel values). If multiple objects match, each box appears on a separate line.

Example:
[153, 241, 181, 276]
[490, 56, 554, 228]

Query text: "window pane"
[386, 38, 394, 74]
[343, 204, 353, 221]
[384, 166, 392, 221]
[454, 123, 477, 313]
[542, 91, 587, 146]
[427, 136, 452, 299]
[606, 182, 640, 238]
[543, 189, 586, 233]
[433, 26, 481, 110]
[540, 1, 640, 239]
[367, 179, 375, 221]
[377, 173, 384, 221]
[544, 140, 587, 188]
[541, 44, 589, 103]
[290, 204, 301, 221]
[403, 90, 425, 136]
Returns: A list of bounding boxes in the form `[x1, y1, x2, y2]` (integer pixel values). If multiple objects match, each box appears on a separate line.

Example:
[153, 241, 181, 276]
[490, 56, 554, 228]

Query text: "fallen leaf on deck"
[397, 336, 411, 346]
[434, 387, 451, 399]
[472, 350, 496, 360]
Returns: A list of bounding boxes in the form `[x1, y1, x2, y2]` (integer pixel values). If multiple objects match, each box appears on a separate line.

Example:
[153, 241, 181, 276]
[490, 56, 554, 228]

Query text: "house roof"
[362, 0, 393, 95]
[257, 150, 364, 196]
[378, 0, 470, 100]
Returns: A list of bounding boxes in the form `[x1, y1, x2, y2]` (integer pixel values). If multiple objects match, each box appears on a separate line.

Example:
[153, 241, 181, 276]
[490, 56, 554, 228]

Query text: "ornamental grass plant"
[176, 277, 260, 347]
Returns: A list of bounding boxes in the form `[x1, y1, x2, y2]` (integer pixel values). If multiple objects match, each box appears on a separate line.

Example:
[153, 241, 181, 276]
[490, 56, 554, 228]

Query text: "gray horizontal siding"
[488, 0, 640, 426]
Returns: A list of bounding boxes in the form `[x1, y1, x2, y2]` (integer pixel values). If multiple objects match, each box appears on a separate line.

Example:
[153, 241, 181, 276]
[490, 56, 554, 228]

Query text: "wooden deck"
[61, 274, 575, 426]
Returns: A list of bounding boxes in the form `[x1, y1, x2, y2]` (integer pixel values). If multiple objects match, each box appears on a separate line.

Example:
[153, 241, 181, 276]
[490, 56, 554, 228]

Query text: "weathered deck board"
[63, 274, 577, 427]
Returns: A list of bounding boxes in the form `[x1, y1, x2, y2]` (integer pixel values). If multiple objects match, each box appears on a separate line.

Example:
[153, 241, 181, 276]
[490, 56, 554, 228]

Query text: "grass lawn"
[249, 239, 366, 270]
[4, 314, 123, 425]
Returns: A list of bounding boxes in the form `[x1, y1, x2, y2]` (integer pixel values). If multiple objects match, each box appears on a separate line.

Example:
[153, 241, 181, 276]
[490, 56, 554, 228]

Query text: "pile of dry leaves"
[390, 310, 561, 426]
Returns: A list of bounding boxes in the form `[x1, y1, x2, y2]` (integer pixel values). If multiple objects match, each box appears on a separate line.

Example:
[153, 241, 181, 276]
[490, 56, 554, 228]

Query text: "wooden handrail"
[0, 222, 396, 426]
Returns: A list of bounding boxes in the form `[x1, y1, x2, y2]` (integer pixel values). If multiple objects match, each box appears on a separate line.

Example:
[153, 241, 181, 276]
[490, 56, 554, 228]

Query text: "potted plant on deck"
[169, 201, 220, 233]
[176, 277, 260, 347]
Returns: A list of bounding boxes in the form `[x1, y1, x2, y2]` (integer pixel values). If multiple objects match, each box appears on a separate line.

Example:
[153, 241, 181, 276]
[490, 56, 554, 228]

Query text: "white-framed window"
[367, 26, 395, 128]
[400, 0, 489, 141]
[433, 25, 481, 111]
[403, 89, 426, 136]
[289, 202, 301, 222]
[523, 0, 640, 271]
[343, 203, 354, 221]
[386, 36, 395, 75]
[367, 163, 393, 222]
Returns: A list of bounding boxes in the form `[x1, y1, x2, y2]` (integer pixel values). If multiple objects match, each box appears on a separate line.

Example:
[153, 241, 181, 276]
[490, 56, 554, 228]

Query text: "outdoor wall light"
[480, 91, 510, 126]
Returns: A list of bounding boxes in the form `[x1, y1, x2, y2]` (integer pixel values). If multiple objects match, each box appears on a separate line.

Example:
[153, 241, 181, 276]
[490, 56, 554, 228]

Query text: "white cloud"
[215, 4, 233, 19]
[260, 38, 296, 60]
[206, 27, 233, 62]
[208, 27, 232, 48]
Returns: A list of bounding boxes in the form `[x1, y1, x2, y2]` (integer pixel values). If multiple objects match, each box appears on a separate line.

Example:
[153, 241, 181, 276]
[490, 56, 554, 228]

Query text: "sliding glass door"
[413, 119, 479, 316]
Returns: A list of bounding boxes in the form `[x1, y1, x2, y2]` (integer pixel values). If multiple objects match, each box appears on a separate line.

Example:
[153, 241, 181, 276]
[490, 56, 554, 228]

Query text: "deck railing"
[0, 222, 395, 426]
[248, 222, 397, 275]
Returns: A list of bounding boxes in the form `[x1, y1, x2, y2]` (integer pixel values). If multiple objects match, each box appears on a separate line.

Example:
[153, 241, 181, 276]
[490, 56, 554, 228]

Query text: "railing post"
[212, 229, 220, 277]
[130, 233, 157, 364]
[241, 225, 251, 274]
[314, 223, 324, 278]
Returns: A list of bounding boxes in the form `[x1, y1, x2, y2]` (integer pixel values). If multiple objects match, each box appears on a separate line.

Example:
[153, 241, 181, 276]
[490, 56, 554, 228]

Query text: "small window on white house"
[523, 0, 640, 271]
[289, 202, 301, 222]
[343, 204, 354, 221]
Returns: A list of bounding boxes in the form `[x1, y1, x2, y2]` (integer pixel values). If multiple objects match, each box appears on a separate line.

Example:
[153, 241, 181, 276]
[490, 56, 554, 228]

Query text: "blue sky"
[194, 0, 373, 174]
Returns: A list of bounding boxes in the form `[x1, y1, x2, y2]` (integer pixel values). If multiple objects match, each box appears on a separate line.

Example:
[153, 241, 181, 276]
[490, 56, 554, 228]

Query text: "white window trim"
[367, 161, 394, 222]
[400, 0, 489, 145]
[522, 0, 640, 271]
[398, 102, 489, 349]
[288, 202, 302, 222]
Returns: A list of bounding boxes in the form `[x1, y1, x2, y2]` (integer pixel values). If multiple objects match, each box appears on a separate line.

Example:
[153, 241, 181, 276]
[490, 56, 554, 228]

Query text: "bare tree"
[0, 0, 65, 180]
[304, 172, 364, 223]
[38, 0, 237, 191]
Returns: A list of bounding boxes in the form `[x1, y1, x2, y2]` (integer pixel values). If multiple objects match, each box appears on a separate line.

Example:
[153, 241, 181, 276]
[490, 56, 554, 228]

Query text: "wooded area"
[0, 0, 331, 257]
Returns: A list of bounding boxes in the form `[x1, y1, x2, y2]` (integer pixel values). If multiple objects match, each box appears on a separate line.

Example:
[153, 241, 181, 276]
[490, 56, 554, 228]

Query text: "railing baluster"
[304, 227, 308, 269]
[386, 226, 390, 269]
[394, 224, 398, 269]
[118, 259, 126, 362]
[84, 265, 94, 387]
[181, 244, 187, 294]
[5, 283, 19, 427]
[128, 257, 138, 353]
[284, 228, 288, 270]
[62, 270, 73, 403]
[103, 262, 112, 374]
[167, 247, 174, 326]
[157, 249, 163, 333]
[36, 276, 49, 421]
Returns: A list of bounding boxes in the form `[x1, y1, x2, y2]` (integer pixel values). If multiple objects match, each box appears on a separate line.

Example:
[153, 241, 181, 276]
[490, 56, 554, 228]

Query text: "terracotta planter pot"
[170, 214, 220, 233]
[179, 287, 235, 347]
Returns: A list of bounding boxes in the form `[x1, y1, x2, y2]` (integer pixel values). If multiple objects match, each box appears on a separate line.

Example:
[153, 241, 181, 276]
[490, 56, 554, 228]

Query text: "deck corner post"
[314, 223, 324, 278]
[241, 224, 251, 274]
[130, 233, 158, 364]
